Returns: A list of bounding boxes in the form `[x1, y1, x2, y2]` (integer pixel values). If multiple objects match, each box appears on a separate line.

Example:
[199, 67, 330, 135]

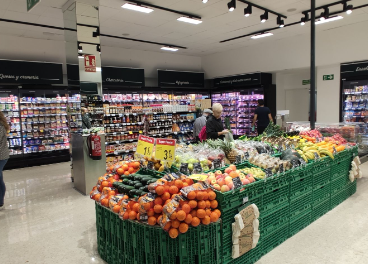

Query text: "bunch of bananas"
[287, 135, 307, 143]
[297, 142, 334, 162]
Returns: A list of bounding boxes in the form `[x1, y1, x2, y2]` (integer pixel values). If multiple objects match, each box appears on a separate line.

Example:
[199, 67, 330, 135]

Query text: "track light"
[277, 16, 284, 28]
[320, 7, 329, 21]
[227, 0, 236, 12]
[122, 3, 154, 13]
[78, 44, 83, 53]
[92, 28, 100, 38]
[300, 13, 308, 26]
[177, 17, 202, 24]
[251, 32, 273, 39]
[161, 46, 178, 51]
[78, 54, 84, 59]
[260, 11, 268, 23]
[343, 2, 353, 14]
[316, 15, 343, 25]
[96, 45, 101, 53]
[202, 0, 208, 3]
[244, 5, 252, 17]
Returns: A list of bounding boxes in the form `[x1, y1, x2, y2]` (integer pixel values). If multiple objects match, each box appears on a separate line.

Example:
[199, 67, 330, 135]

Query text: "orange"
[187, 191, 196, 200]
[201, 215, 211, 225]
[165, 199, 172, 205]
[101, 181, 109, 188]
[156, 186, 165, 196]
[182, 182, 189, 187]
[101, 198, 109, 207]
[154, 197, 163, 205]
[129, 211, 137, 220]
[179, 223, 189, 234]
[208, 191, 216, 200]
[210, 200, 218, 209]
[210, 212, 219, 222]
[154, 204, 163, 214]
[169, 186, 179, 194]
[128, 167, 135, 174]
[202, 192, 209, 200]
[147, 208, 155, 217]
[157, 215, 162, 224]
[171, 220, 180, 228]
[133, 161, 140, 169]
[123, 195, 129, 200]
[136, 213, 140, 220]
[205, 209, 212, 217]
[113, 205, 121, 213]
[205, 201, 211, 209]
[176, 210, 186, 221]
[94, 193, 101, 201]
[133, 203, 140, 213]
[174, 180, 184, 189]
[124, 171, 130, 176]
[179, 200, 187, 207]
[197, 209, 206, 219]
[148, 216, 157, 226]
[122, 164, 129, 171]
[229, 171, 238, 178]
[117, 168, 124, 175]
[163, 185, 170, 193]
[123, 212, 129, 220]
[196, 192, 204, 201]
[143, 202, 152, 211]
[185, 214, 193, 224]
[213, 209, 221, 217]
[169, 228, 179, 239]
[191, 217, 200, 227]
[162, 192, 171, 201]
[197, 201, 206, 209]
[190, 210, 197, 217]
[170, 212, 177, 220]
[188, 200, 197, 209]
[163, 221, 171, 231]
[172, 194, 179, 200]
[182, 204, 191, 214]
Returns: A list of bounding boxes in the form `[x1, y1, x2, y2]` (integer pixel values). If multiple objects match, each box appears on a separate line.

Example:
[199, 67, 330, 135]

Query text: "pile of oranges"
[119, 178, 221, 239]
[108, 161, 141, 176]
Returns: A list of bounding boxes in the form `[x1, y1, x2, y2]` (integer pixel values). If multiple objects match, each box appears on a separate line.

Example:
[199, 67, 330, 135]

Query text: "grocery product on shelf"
[343, 85, 368, 123]
[67, 94, 82, 134]
[81, 95, 104, 128]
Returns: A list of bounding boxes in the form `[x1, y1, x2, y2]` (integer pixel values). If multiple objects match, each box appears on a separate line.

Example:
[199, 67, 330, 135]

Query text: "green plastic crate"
[346, 180, 357, 197]
[312, 198, 330, 222]
[312, 183, 330, 206]
[261, 202, 289, 236]
[289, 210, 312, 237]
[289, 191, 312, 218]
[312, 168, 331, 190]
[261, 223, 289, 255]
[262, 183, 289, 212]
[289, 168, 312, 200]
[330, 188, 348, 210]
[331, 174, 350, 195]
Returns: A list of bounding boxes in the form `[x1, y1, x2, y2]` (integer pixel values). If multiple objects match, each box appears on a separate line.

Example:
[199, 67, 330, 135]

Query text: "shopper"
[252, 99, 273, 135]
[193, 109, 213, 141]
[82, 108, 92, 129]
[0, 111, 9, 210]
[206, 103, 229, 139]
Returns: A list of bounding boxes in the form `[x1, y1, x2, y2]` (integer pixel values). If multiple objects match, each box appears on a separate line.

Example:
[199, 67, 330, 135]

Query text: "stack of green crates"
[96, 203, 221, 264]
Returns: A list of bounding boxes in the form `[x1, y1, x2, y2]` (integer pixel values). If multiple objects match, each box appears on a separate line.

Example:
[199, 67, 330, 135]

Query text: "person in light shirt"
[193, 109, 213, 142]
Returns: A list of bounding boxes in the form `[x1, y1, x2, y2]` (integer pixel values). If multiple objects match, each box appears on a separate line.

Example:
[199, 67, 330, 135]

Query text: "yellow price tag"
[139, 130, 143, 134]
[155, 138, 176, 162]
[129, 131, 133, 134]
[189, 174, 208, 181]
[136, 135, 155, 158]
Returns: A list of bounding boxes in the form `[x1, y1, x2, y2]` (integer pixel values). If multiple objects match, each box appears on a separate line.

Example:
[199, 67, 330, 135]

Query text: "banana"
[297, 150, 304, 155]
[320, 150, 334, 160]
[304, 152, 315, 160]
[303, 147, 318, 152]
[301, 154, 308, 162]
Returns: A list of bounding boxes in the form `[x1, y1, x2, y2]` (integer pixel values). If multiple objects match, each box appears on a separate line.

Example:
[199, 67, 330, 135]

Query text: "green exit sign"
[323, 74, 334, 81]
[27, 0, 40, 12]
[302, 80, 310, 85]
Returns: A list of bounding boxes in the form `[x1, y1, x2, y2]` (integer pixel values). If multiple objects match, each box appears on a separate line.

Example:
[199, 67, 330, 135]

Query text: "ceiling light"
[78, 54, 84, 59]
[277, 16, 284, 28]
[78, 44, 83, 53]
[260, 11, 268, 23]
[202, 0, 208, 3]
[251, 32, 273, 39]
[161, 46, 178, 51]
[96, 45, 101, 53]
[228, 0, 236, 12]
[92, 28, 100, 37]
[343, 2, 353, 14]
[244, 5, 252, 17]
[320, 7, 329, 20]
[177, 17, 202, 24]
[315, 15, 343, 25]
[301, 18, 305, 26]
[122, 3, 154, 13]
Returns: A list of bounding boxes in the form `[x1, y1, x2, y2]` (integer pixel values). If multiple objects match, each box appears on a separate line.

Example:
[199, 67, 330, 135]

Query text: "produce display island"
[91, 129, 360, 264]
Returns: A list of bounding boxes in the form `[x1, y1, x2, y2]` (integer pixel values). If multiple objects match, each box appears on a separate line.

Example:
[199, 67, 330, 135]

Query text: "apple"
[215, 170, 222, 176]
[247, 173, 253, 178]
[217, 178, 225, 186]
[211, 179, 217, 185]
[225, 168, 233, 174]
[223, 173, 229, 177]
[208, 172, 215, 177]
[213, 184, 221, 191]
[113, 174, 120, 180]
[225, 176, 233, 184]
[235, 170, 241, 175]
[221, 185, 230, 193]
[229, 164, 236, 171]
[248, 176, 255, 183]
[242, 178, 251, 185]
[227, 181, 234, 189]
[208, 176, 216, 182]
[216, 175, 224, 180]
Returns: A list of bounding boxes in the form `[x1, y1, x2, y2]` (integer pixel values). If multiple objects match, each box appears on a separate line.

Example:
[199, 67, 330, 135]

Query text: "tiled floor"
[0, 162, 367, 264]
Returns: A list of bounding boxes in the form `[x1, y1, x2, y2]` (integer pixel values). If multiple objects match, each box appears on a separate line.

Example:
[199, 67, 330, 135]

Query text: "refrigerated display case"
[67, 93, 82, 134]
[341, 81, 368, 123]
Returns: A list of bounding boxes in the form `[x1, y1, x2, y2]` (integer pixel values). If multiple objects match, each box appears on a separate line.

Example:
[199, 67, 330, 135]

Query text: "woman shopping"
[0, 111, 9, 210]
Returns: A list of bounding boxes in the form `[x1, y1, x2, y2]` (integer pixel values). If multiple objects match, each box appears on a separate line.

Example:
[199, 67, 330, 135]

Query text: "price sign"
[232, 177, 242, 189]
[244, 152, 250, 160]
[314, 152, 320, 160]
[180, 163, 189, 175]
[147, 161, 154, 170]
[332, 146, 337, 156]
[299, 158, 306, 165]
[291, 160, 299, 168]
[155, 138, 176, 162]
[265, 168, 273, 178]
[193, 162, 203, 173]
[279, 163, 284, 173]
[213, 159, 221, 169]
[235, 155, 242, 164]
[136, 135, 155, 158]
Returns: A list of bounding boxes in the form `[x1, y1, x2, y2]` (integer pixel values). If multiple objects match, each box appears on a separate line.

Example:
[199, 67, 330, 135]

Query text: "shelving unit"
[342, 86, 368, 122]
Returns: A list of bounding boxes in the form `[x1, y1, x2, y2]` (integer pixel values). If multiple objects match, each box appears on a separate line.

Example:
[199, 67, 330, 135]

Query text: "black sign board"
[0, 60, 63, 84]
[180, 163, 189, 175]
[341, 61, 368, 79]
[158, 70, 204, 88]
[66, 64, 80, 86]
[232, 177, 242, 189]
[214, 72, 272, 88]
[102, 67, 145, 87]
[80, 82, 98, 94]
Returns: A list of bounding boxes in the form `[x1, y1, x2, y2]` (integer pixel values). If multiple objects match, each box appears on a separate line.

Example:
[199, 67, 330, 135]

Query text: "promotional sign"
[84, 55, 96, 72]
[341, 61, 368, 79]
[136, 135, 155, 158]
[102, 67, 145, 87]
[0, 60, 63, 84]
[214, 73, 265, 87]
[158, 70, 204, 88]
[154, 138, 176, 162]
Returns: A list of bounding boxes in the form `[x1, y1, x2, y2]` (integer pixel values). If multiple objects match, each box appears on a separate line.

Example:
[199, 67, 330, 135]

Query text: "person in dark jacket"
[82, 108, 92, 129]
[0, 111, 9, 210]
[193, 109, 213, 142]
[206, 103, 229, 139]
[252, 99, 273, 135]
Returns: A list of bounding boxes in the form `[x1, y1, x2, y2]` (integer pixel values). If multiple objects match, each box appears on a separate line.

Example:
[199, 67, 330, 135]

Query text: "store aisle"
[1, 162, 367, 264]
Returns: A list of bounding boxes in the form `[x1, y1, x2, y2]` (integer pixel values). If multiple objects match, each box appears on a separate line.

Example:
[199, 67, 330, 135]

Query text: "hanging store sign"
[158, 70, 204, 88]
[0, 60, 63, 84]
[102, 67, 145, 87]
[84, 55, 96, 72]
[341, 61, 368, 79]
[214, 73, 269, 87]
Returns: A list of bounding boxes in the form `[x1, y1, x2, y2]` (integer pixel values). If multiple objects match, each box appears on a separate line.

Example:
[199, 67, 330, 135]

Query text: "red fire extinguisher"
[87, 132, 102, 160]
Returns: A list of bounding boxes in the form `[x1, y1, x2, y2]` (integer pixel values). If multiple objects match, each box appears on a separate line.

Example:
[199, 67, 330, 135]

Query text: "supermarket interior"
[1, 0, 368, 263]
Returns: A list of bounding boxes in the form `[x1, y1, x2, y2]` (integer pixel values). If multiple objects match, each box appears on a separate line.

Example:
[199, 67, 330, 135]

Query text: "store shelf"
[105, 139, 137, 145]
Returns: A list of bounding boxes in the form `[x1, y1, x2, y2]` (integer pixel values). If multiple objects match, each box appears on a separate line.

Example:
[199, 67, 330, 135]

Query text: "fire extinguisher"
[87, 132, 102, 160]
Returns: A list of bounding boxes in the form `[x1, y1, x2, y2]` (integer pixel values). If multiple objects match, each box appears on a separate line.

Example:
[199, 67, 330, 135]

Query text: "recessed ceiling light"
[161, 46, 178, 51]
[315, 15, 343, 25]
[122, 3, 153, 13]
[177, 17, 202, 24]
[202, 0, 208, 3]
[251, 32, 273, 39]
